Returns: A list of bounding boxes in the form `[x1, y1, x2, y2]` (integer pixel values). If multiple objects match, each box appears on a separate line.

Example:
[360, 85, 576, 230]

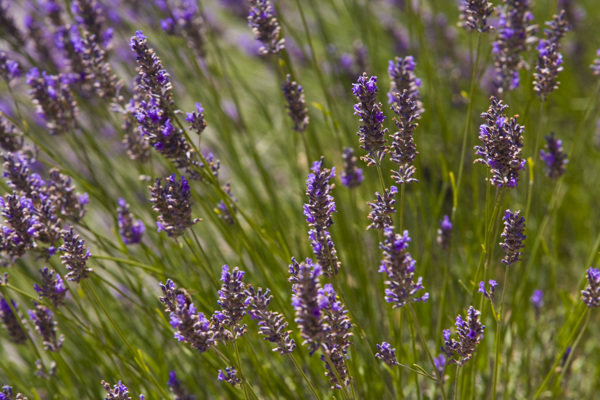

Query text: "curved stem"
[491, 265, 510, 400]
[289, 354, 322, 400]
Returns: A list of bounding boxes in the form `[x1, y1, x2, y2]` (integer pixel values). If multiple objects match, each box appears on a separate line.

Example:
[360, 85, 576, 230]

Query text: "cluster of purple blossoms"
[375, 341, 399, 366]
[534, 11, 569, 102]
[379, 227, 428, 308]
[0, 52, 20, 82]
[216, 182, 237, 226]
[245, 285, 295, 355]
[0, 297, 27, 344]
[149, 174, 199, 238]
[117, 198, 145, 245]
[71, 0, 112, 48]
[186, 103, 207, 136]
[353, 74, 388, 166]
[581, 267, 600, 308]
[437, 215, 452, 250]
[459, 0, 495, 33]
[304, 158, 341, 277]
[387, 56, 422, 112]
[282, 74, 309, 133]
[167, 371, 194, 400]
[217, 367, 241, 387]
[388, 88, 420, 184]
[474, 96, 525, 188]
[26, 68, 78, 135]
[0, 194, 39, 259]
[0, 113, 24, 152]
[367, 186, 397, 230]
[0, 386, 28, 400]
[478, 279, 498, 302]
[59, 227, 92, 283]
[216, 265, 248, 339]
[130, 31, 173, 106]
[28, 302, 64, 352]
[441, 306, 485, 366]
[247, 0, 285, 55]
[0, 0, 26, 47]
[531, 289, 544, 317]
[591, 49, 600, 76]
[101, 380, 144, 400]
[500, 210, 526, 266]
[288, 258, 353, 388]
[160, 0, 207, 59]
[492, 0, 537, 93]
[33, 267, 67, 307]
[540, 132, 568, 179]
[340, 148, 363, 189]
[159, 279, 219, 353]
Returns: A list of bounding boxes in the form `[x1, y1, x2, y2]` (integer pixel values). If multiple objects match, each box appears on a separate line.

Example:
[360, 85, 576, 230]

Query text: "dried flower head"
[353, 74, 388, 166]
[150, 174, 199, 238]
[379, 227, 429, 308]
[540, 132, 567, 179]
[247, 0, 285, 55]
[581, 267, 600, 308]
[500, 210, 526, 266]
[282, 74, 309, 132]
[367, 186, 398, 230]
[441, 306, 485, 366]
[475, 96, 525, 188]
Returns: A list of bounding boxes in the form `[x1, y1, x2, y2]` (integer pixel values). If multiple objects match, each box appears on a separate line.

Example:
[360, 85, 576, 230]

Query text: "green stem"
[454, 365, 460, 400]
[491, 265, 510, 400]
[525, 102, 545, 222]
[289, 354, 322, 400]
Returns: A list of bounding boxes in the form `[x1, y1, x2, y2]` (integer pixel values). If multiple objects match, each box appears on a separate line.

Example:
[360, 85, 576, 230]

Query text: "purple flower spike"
[459, 0, 495, 33]
[478, 279, 498, 302]
[387, 56, 423, 113]
[500, 210, 526, 266]
[29, 302, 64, 351]
[375, 342, 399, 366]
[304, 158, 341, 277]
[353, 73, 388, 166]
[117, 198, 145, 245]
[581, 267, 600, 308]
[340, 148, 363, 189]
[388, 87, 420, 184]
[282, 74, 309, 133]
[247, 0, 285, 55]
[102, 379, 144, 400]
[59, 227, 92, 283]
[437, 215, 452, 250]
[167, 370, 194, 400]
[534, 11, 569, 102]
[475, 97, 525, 188]
[379, 227, 428, 308]
[186, 102, 207, 135]
[217, 367, 241, 387]
[217, 265, 248, 338]
[0, 297, 27, 344]
[367, 186, 398, 230]
[33, 267, 68, 307]
[540, 132, 567, 179]
[441, 306, 485, 366]
[0, 52, 20, 82]
[150, 174, 200, 238]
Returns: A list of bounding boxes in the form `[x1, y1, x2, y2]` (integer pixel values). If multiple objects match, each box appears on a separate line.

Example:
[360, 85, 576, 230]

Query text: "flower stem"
[491, 264, 510, 400]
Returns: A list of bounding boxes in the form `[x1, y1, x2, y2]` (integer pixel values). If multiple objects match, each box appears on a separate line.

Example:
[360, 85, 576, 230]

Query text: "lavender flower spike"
[379, 227, 429, 308]
[459, 0, 495, 33]
[0, 298, 27, 344]
[367, 186, 398, 230]
[340, 148, 363, 189]
[581, 267, 600, 308]
[167, 371, 194, 400]
[474, 96, 525, 188]
[375, 342, 399, 366]
[0, 52, 20, 82]
[217, 265, 248, 338]
[387, 56, 423, 113]
[437, 215, 452, 250]
[186, 102, 207, 136]
[282, 74, 309, 133]
[28, 302, 64, 351]
[478, 279, 498, 302]
[33, 267, 67, 307]
[534, 11, 569, 102]
[218, 367, 241, 387]
[247, 0, 285, 55]
[540, 133, 567, 179]
[102, 380, 144, 400]
[150, 174, 200, 238]
[353, 73, 388, 166]
[59, 227, 92, 283]
[304, 158, 341, 277]
[441, 306, 485, 366]
[245, 285, 295, 355]
[117, 198, 145, 245]
[389, 88, 420, 184]
[0, 112, 24, 152]
[500, 210, 526, 266]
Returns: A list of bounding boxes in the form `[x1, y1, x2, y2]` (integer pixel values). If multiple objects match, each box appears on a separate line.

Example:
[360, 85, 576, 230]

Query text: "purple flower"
[353, 74, 388, 166]
[247, 0, 285, 55]
[478, 279, 498, 302]
[217, 367, 241, 387]
[102, 380, 144, 400]
[117, 198, 145, 245]
[150, 174, 199, 238]
[0, 52, 20, 82]
[375, 342, 399, 366]
[340, 147, 363, 189]
[282, 74, 309, 132]
[500, 210, 526, 266]
[379, 227, 428, 308]
[186, 102, 207, 135]
[161, 0, 207, 59]
[459, 0, 495, 33]
[304, 158, 340, 277]
[59, 227, 92, 282]
[534, 11, 569, 102]
[167, 371, 194, 400]
[437, 215, 452, 250]
[441, 306, 485, 366]
[33, 267, 68, 307]
[388, 87, 420, 184]
[387, 56, 423, 113]
[540, 132, 567, 179]
[530, 289, 544, 317]
[29, 302, 64, 351]
[581, 267, 600, 308]
[0, 112, 24, 152]
[367, 186, 398, 230]
[217, 265, 248, 338]
[0, 297, 27, 344]
[475, 96, 525, 188]
[245, 285, 295, 355]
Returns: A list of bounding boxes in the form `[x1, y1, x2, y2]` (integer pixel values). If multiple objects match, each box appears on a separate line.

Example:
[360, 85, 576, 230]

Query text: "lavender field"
[0, 0, 599, 398]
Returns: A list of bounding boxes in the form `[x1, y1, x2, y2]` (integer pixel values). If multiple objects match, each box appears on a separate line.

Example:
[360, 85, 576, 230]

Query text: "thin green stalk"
[454, 365, 460, 400]
[491, 265, 510, 400]
[234, 341, 252, 400]
[453, 33, 482, 221]
[400, 184, 405, 230]
[322, 350, 353, 400]
[525, 102, 545, 222]
[289, 354, 322, 400]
